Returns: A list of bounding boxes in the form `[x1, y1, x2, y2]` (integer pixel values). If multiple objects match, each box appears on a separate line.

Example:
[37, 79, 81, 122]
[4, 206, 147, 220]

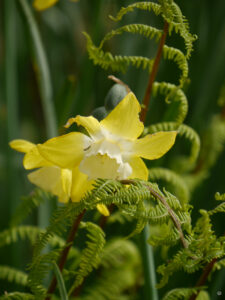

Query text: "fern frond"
[148, 167, 190, 203]
[157, 208, 225, 288]
[100, 239, 140, 269]
[208, 202, 225, 215]
[163, 45, 188, 85]
[151, 83, 188, 124]
[81, 239, 141, 300]
[215, 192, 225, 201]
[0, 293, 34, 300]
[99, 24, 163, 48]
[0, 225, 78, 259]
[68, 222, 105, 294]
[32, 202, 84, 258]
[0, 225, 43, 248]
[28, 248, 62, 298]
[160, 0, 197, 58]
[109, 2, 161, 22]
[148, 224, 180, 246]
[162, 287, 200, 300]
[84, 32, 154, 73]
[10, 189, 49, 227]
[0, 266, 28, 286]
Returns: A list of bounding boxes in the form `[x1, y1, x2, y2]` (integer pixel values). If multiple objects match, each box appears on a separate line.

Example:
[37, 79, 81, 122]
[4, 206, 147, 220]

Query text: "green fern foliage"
[0, 293, 34, 300]
[0, 266, 28, 287]
[148, 167, 190, 203]
[68, 222, 105, 294]
[157, 208, 225, 288]
[10, 189, 50, 227]
[80, 239, 141, 300]
[162, 287, 200, 300]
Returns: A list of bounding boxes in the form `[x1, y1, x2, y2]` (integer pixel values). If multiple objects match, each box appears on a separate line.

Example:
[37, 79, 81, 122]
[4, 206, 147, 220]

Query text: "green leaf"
[52, 262, 68, 300]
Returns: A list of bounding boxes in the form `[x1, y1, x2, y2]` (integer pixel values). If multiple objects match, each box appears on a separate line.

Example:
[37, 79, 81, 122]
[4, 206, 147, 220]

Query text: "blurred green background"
[0, 0, 225, 297]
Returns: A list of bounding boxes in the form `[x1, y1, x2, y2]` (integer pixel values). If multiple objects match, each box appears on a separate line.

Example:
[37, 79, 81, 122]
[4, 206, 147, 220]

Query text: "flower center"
[79, 138, 132, 180]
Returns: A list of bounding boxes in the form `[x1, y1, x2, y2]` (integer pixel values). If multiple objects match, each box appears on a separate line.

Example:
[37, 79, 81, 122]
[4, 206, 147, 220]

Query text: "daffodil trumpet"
[10, 92, 177, 216]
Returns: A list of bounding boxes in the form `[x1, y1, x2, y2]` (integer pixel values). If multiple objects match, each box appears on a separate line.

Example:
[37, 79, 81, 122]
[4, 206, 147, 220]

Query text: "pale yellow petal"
[9, 139, 35, 153]
[61, 169, 72, 198]
[128, 157, 148, 180]
[100, 92, 144, 140]
[28, 166, 70, 201]
[33, 0, 58, 11]
[23, 146, 52, 170]
[65, 115, 101, 137]
[132, 131, 177, 160]
[37, 132, 89, 169]
[97, 204, 110, 216]
[71, 167, 94, 202]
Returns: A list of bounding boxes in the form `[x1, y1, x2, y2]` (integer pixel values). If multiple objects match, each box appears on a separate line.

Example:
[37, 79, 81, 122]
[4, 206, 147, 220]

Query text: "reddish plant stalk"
[189, 258, 218, 300]
[45, 209, 86, 300]
[140, 22, 169, 123]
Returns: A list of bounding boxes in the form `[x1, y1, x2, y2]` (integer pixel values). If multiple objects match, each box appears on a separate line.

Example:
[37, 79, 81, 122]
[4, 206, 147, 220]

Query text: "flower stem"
[45, 210, 86, 300]
[140, 22, 169, 123]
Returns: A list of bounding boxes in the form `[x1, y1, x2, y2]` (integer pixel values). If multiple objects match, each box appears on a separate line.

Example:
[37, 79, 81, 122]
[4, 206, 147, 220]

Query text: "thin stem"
[45, 210, 86, 300]
[108, 75, 131, 93]
[189, 258, 217, 300]
[121, 180, 188, 249]
[140, 22, 169, 123]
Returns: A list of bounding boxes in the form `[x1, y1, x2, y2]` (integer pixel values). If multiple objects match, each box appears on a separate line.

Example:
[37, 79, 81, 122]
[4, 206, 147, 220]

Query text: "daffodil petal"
[97, 204, 110, 216]
[9, 139, 35, 153]
[71, 167, 94, 202]
[33, 0, 58, 11]
[100, 92, 144, 140]
[65, 116, 101, 138]
[38, 132, 90, 169]
[128, 157, 149, 180]
[61, 169, 72, 198]
[132, 131, 177, 160]
[28, 166, 69, 202]
[23, 146, 52, 169]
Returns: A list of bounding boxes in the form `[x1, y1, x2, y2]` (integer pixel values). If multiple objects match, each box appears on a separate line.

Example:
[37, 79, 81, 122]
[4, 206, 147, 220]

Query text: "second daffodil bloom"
[37, 93, 177, 182]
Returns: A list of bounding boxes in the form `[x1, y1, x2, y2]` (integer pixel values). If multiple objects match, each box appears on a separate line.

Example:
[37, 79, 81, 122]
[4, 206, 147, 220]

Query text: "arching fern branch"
[0, 266, 28, 287]
[85, 0, 196, 88]
[148, 167, 190, 203]
[0, 293, 35, 300]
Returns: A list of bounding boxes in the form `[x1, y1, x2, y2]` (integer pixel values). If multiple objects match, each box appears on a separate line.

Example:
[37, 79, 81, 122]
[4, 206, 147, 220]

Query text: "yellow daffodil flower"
[9, 139, 109, 216]
[10, 92, 176, 218]
[37, 92, 177, 182]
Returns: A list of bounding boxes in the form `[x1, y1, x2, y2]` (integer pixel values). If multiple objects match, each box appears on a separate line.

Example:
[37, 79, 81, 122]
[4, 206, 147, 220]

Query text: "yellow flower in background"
[38, 92, 177, 182]
[33, 0, 59, 11]
[33, 0, 79, 11]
